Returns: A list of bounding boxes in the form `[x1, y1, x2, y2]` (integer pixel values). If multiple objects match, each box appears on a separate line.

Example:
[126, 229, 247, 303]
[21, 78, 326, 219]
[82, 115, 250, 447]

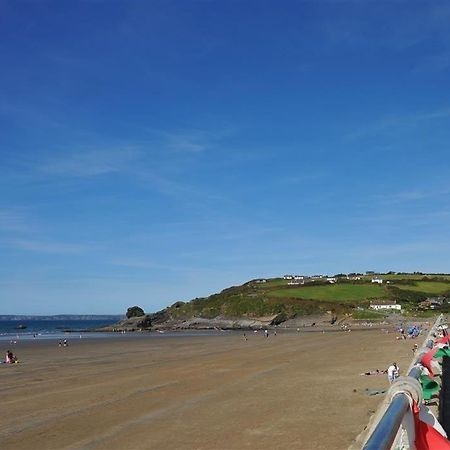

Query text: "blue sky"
[2, 1, 450, 314]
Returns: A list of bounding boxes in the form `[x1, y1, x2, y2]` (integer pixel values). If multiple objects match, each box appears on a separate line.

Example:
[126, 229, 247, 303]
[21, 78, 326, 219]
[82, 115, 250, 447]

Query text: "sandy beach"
[0, 328, 418, 450]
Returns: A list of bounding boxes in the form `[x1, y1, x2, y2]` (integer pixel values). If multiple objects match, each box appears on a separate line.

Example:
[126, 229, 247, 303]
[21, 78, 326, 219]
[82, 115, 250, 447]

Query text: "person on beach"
[63, 339, 68, 347]
[387, 362, 399, 383]
[5, 350, 17, 364]
[360, 369, 387, 376]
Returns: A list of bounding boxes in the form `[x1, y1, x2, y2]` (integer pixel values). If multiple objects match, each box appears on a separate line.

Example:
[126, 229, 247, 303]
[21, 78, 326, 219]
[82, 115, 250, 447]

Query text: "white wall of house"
[370, 304, 401, 311]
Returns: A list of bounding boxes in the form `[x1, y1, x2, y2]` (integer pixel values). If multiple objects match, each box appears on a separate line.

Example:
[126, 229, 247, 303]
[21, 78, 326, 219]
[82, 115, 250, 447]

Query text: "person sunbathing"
[360, 369, 387, 376]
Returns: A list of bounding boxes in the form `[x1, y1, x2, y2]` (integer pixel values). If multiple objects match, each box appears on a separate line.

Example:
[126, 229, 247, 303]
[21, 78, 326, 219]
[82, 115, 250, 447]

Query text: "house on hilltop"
[347, 275, 362, 280]
[419, 297, 444, 310]
[369, 300, 401, 311]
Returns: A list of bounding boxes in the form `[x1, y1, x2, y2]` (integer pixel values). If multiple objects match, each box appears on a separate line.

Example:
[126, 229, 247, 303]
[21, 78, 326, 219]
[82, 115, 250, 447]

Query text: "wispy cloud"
[280, 171, 328, 185]
[133, 169, 230, 205]
[0, 208, 34, 233]
[149, 127, 234, 154]
[374, 186, 450, 205]
[5, 238, 93, 254]
[39, 147, 141, 177]
[166, 132, 210, 153]
[318, 2, 450, 52]
[351, 210, 450, 231]
[109, 258, 163, 270]
[0, 102, 64, 129]
[413, 51, 450, 74]
[347, 107, 450, 141]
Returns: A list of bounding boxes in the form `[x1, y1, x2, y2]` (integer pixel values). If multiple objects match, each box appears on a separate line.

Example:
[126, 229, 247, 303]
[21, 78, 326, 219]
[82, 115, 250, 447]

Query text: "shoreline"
[0, 323, 412, 342]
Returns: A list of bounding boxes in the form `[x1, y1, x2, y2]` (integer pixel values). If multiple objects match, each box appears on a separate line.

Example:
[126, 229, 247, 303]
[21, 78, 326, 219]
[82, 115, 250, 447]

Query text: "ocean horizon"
[0, 319, 117, 340]
[0, 319, 234, 342]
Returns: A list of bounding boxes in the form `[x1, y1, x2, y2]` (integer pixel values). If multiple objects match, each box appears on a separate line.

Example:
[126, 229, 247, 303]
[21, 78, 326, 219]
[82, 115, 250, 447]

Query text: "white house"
[283, 275, 293, 280]
[371, 278, 383, 284]
[369, 301, 401, 311]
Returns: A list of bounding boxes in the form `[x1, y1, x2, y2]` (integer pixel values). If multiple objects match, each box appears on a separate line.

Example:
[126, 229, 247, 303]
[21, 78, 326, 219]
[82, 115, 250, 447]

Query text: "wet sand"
[0, 329, 415, 450]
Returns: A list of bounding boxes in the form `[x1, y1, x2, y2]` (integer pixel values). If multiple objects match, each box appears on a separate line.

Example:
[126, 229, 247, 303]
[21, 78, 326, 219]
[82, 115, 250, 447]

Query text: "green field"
[270, 283, 386, 302]
[394, 281, 450, 294]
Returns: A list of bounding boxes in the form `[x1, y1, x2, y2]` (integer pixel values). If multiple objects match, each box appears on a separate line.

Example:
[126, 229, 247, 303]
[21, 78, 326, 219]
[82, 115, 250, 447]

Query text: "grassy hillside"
[161, 273, 450, 322]
[392, 281, 450, 295]
[270, 284, 386, 302]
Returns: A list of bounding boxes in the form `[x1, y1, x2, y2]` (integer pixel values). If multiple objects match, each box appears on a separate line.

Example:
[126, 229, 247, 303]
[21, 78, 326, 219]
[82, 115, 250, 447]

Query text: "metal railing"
[361, 315, 445, 450]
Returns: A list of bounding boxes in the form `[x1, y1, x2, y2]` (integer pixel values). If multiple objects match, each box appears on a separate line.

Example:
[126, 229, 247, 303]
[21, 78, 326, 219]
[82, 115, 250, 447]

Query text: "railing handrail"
[361, 314, 445, 450]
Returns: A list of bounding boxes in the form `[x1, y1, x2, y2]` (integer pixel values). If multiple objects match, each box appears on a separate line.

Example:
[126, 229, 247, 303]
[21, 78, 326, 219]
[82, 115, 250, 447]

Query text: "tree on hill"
[126, 306, 145, 318]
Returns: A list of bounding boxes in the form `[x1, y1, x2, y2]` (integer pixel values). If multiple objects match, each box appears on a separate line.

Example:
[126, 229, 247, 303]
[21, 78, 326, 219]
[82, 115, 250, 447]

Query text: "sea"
[0, 319, 117, 341]
[0, 319, 231, 341]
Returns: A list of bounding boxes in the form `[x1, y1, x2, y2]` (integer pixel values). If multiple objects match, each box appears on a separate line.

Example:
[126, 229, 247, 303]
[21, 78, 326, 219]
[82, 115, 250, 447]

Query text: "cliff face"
[100, 311, 337, 331]
[99, 315, 153, 331]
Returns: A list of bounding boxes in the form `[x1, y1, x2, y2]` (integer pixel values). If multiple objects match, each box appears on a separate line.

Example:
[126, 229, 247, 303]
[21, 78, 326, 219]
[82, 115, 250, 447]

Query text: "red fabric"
[420, 347, 440, 377]
[436, 335, 450, 345]
[413, 401, 450, 450]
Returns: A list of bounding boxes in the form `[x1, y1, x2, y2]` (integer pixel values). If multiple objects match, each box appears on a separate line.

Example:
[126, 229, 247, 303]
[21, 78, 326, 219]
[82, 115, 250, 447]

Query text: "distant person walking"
[387, 362, 399, 383]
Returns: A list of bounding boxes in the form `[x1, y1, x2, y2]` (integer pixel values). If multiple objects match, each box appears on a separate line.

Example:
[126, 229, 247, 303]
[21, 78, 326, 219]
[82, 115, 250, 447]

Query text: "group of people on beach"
[396, 325, 422, 340]
[244, 329, 278, 340]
